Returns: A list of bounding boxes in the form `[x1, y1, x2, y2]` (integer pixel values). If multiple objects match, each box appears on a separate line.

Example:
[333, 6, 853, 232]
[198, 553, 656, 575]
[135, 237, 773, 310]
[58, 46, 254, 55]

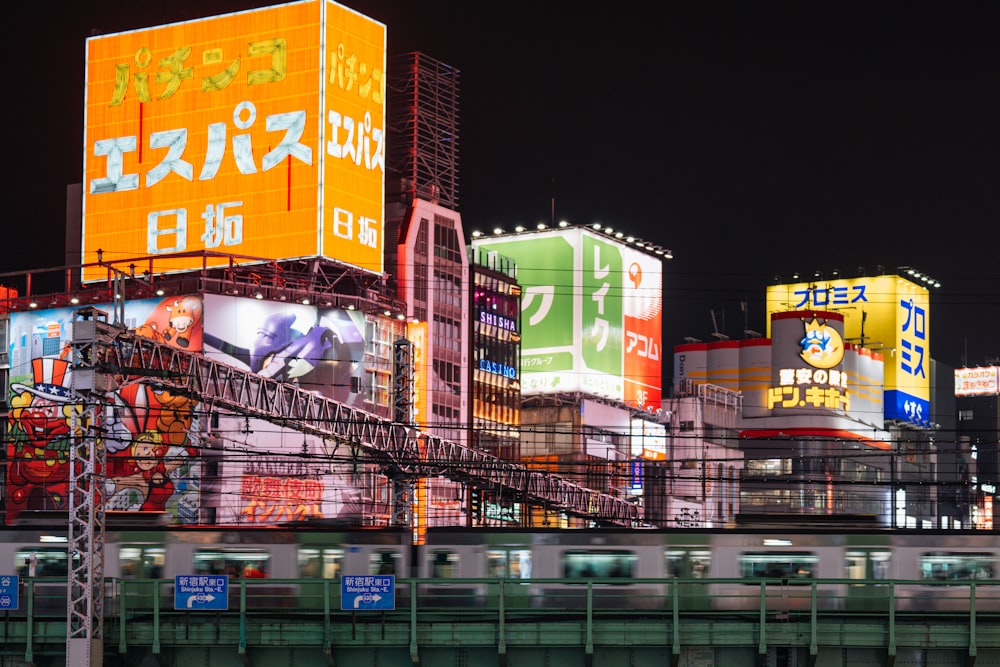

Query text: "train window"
[561, 550, 636, 580]
[370, 549, 400, 575]
[120, 546, 166, 578]
[430, 550, 458, 578]
[919, 552, 996, 581]
[13, 547, 71, 577]
[193, 548, 271, 578]
[665, 549, 711, 578]
[486, 549, 532, 579]
[739, 552, 817, 581]
[298, 547, 343, 579]
[844, 550, 891, 582]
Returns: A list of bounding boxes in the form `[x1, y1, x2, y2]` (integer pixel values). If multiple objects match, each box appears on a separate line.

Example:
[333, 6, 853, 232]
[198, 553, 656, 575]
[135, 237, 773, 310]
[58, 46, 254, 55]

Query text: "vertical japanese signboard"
[765, 275, 930, 424]
[83, 0, 386, 281]
[407, 321, 429, 427]
[472, 229, 662, 411]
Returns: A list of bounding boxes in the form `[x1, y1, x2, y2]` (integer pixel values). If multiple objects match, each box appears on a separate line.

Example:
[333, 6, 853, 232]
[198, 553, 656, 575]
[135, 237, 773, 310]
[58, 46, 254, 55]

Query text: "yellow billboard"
[765, 275, 930, 424]
[83, 0, 385, 281]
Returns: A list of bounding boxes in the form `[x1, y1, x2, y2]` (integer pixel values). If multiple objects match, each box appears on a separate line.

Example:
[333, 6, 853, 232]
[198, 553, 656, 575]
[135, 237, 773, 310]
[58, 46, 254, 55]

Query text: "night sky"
[12, 2, 1000, 374]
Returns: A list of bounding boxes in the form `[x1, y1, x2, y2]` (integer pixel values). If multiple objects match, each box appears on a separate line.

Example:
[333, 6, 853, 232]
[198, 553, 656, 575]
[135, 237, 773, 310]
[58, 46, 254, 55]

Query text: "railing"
[8, 575, 1000, 620]
[6, 577, 1000, 663]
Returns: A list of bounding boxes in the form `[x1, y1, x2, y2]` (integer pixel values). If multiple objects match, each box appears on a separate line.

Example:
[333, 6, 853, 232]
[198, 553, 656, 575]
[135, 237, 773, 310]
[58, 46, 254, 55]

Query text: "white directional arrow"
[188, 593, 216, 608]
[354, 593, 381, 608]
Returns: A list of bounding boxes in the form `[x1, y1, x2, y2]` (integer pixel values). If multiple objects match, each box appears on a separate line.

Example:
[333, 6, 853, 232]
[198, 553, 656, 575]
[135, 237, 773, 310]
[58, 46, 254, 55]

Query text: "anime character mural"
[7, 357, 86, 518]
[203, 297, 366, 405]
[104, 383, 200, 520]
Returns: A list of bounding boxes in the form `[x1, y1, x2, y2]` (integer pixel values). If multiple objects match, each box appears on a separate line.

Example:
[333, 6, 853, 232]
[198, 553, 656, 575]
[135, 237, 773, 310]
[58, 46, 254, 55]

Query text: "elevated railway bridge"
[82, 313, 641, 525]
[2, 575, 997, 667]
[4, 308, 994, 667]
[56, 308, 641, 664]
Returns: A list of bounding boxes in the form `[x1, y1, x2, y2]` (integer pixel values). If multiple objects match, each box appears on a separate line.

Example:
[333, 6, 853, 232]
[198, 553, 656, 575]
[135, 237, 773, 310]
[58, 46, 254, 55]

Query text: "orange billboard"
[82, 0, 386, 281]
[407, 321, 429, 427]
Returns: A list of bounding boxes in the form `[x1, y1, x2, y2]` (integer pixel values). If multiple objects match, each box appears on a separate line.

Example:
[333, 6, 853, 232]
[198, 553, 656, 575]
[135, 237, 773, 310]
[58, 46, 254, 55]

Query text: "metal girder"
[67, 310, 109, 666]
[97, 322, 639, 526]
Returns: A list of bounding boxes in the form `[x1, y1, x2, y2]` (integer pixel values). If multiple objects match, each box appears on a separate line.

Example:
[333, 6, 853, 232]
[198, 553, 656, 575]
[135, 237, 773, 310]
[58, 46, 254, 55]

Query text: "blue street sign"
[174, 575, 228, 611]
[0, 575, 19, 611]
[341, 575, 394, 611]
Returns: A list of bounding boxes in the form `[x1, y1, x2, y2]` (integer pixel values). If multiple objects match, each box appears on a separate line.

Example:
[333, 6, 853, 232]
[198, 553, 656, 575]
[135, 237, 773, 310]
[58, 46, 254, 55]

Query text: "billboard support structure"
[66, 308, 110, 667]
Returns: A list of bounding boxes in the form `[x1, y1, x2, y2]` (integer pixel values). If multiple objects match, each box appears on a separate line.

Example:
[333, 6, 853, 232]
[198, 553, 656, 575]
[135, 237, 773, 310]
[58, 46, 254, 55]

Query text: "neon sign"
[479, 359, 517, 378]
[478, 310, 517, 332]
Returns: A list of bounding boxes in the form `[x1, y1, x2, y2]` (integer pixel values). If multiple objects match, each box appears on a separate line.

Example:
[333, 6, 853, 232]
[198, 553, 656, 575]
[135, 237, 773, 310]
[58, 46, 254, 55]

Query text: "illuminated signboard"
[477, 309, 517, 333]
[82, 0, 386, 281]
[239, 472, 324, 522]
[202, 294, 367, 407]
[766, 275, 930, 424]
[955, 367, 1000, 397]
[630, 418, 667, 461]
[767, 311, 850, 415]
[472, 229, 662, 410]
[216, 424, 363, 524]
[407, 321, 429, 427]
[7, 299, 204, 524]
[479, 358, 517, 378]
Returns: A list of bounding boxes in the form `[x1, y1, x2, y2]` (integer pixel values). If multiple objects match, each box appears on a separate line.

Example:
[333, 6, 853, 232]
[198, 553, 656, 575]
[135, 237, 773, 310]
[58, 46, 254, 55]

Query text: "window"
[845, 549, 891, 582]
[666, 549, 712, 578]
[561, 550, 636, 580]
[486, 549, 532, 579]
[920, 552, 995, 581]
[14, 547, 71, 577]
[120, 546, 166, 578]
[745, 458, 792, 477]
[193, 548, 271, 578]
[430, 549, 458, 578]
[371, 549, 401, 575]
[299, 547, 344, 579]
[739, 552, 817, 581]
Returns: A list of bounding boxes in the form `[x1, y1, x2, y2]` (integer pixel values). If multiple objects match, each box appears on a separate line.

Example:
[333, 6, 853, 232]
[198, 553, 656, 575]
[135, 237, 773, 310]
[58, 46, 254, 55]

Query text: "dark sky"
[11, 2, 1000, 371]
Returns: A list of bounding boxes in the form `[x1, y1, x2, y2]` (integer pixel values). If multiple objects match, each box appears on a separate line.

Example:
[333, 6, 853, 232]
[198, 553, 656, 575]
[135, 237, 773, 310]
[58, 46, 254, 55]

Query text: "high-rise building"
[469, 247, 521, 464]
[467, 248, 522, 525]
[385, 51, 469, 529]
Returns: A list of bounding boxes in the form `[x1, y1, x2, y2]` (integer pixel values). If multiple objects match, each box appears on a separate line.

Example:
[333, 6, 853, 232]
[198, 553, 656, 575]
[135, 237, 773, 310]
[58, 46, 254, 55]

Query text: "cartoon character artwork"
[133, 295, 204, 350]
[204, 307, 365, 403]
[104, 383, 198, 516]
[123, 432, 175, 512]
[162, 296, 201, 347]
[799, 317, 845, 369]
[7, 357, 86, 516]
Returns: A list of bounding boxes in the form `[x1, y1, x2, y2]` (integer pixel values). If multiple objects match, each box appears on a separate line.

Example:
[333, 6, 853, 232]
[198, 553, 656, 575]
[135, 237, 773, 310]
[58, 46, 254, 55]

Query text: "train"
[3, 515, 999, 616]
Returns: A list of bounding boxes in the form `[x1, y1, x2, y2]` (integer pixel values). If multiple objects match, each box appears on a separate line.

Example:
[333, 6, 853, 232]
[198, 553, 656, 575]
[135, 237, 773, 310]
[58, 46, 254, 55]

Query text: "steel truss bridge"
[85, 315, 641, 525]
[66, 305, 643, 665]
[64, 300, 644, 665]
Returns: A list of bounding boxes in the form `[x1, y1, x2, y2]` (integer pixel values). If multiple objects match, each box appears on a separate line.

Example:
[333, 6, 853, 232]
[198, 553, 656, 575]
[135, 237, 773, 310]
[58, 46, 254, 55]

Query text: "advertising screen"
[955, 367, 1000, 397]
[630, 418, 667, 461]
[202, 293, 368, 406]
[83, 0, 386, 281]
[766, 275, 930, 425]
[215, 424, 363, 525]
[472, 229, 662, 411]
